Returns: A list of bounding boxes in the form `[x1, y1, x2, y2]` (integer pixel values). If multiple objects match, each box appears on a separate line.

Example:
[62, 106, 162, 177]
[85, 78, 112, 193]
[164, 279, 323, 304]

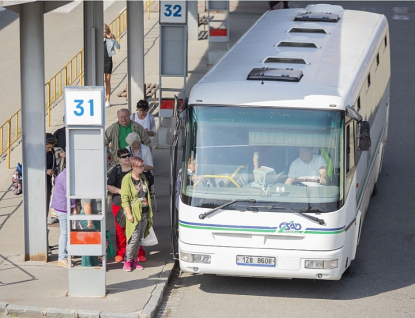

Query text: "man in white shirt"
[285, 147, 328, 185]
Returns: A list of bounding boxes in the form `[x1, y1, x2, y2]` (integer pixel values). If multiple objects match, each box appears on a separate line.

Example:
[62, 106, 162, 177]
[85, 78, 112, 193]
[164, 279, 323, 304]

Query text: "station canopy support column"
[187, 1, 199, 40]
[127, 0, 145, 113]
[83, 1, 104, 87]
[20, 1, 48, 262]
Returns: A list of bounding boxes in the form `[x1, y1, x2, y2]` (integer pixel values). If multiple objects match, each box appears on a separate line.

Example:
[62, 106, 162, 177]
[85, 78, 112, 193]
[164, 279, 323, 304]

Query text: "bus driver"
[285, 147, 328, 185]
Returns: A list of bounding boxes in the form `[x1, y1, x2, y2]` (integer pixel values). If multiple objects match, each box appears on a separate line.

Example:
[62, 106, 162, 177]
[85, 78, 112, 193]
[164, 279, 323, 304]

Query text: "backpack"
[11, 163, 22, 195]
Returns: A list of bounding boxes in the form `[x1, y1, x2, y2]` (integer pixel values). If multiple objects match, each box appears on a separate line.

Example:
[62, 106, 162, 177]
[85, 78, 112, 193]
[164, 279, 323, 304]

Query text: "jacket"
[105, 37, 120, 58]
[104, 121, 151, 165]
[50, 169, 77, 213]
[121, 172, 153, 241]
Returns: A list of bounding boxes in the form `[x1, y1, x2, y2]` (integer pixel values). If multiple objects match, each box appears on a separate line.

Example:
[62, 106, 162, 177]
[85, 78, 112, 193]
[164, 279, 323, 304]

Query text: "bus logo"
[278, 221, 303, 233]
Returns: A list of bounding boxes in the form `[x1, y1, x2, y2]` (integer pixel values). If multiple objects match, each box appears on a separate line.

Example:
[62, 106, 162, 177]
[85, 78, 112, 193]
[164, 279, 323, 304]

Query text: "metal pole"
[83, 1, 103, 86]
[20, 1, 48, 261]
[187, 1, 199, 40]
[127, 1, 145, 114]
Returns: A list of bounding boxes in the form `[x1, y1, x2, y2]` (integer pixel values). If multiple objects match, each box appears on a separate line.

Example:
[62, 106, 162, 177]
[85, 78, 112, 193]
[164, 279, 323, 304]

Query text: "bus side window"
[346, 122, 356, 172]
[345, 121, 356, 196]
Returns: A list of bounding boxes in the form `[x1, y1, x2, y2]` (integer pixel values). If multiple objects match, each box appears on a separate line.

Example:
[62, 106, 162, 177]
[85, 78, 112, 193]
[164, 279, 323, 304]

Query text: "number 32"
[164, 4, 182, 17]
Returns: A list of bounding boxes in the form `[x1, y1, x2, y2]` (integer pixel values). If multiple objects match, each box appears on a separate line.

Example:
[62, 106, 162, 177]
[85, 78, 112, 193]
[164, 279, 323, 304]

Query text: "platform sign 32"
[160, 1, 187, 24]
[64, 87, 104, 126]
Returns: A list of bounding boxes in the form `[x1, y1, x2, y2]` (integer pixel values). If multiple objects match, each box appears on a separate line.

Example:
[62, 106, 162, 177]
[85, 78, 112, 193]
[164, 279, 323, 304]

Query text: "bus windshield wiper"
[297, 205, 325, 225]
[237, 204, 285, 211]
[199, 199, 257, 220]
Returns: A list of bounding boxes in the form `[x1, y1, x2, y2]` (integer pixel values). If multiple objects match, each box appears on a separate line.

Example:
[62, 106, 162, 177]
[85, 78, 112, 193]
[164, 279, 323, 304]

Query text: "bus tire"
[344, 264, 352, 276]
[372, 183, 378, 196]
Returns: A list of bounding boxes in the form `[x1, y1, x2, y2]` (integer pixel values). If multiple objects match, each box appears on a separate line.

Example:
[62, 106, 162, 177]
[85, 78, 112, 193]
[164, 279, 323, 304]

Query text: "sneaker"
[132, 258, 144, 270]
[135, 264, 144, 270]
[105, 101, 110, 108]
[115, 255, 124, 263]
[138, 255, 147, 262]
[123, 260, 132, 272]
[48, 217, 59, 225]
[58, 259, 71, 268]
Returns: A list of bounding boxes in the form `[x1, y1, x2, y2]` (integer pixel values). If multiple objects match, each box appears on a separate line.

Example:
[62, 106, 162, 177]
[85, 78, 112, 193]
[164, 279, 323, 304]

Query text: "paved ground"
[0, 1, 270, 317]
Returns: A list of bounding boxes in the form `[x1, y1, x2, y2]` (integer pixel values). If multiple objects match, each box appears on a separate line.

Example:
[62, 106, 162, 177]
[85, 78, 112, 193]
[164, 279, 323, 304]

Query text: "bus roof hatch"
[247, 68, 303, 82]
[294, 12, 340, 23]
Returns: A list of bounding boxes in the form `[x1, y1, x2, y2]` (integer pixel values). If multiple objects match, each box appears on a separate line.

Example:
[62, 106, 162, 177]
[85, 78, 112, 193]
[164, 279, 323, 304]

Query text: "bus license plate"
[236, 255, 276, 267]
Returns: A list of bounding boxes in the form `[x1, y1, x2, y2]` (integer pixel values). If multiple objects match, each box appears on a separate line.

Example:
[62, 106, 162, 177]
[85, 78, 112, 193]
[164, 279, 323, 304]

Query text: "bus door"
[167, 96, 187, 260]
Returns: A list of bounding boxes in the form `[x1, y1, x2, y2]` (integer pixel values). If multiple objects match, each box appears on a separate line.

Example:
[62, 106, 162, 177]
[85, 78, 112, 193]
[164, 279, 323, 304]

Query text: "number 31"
[74, 99, 94, 116]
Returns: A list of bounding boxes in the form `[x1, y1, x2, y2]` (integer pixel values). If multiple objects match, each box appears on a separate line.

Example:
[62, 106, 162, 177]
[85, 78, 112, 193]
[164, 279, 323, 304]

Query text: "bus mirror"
[166, 117, 177, 146]
[173, 95, 180, 117]
[358, 121, 371, 151]
[346, 106, 362, 122]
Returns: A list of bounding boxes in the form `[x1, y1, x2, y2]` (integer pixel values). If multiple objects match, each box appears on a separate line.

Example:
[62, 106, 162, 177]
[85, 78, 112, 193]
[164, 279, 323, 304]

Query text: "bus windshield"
[181, 106, 344, 212]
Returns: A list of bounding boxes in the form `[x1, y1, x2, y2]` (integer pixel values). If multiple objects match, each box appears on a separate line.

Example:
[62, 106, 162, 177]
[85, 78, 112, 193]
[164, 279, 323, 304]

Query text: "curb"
[1, 261, 176, 318]
[140, 261, 175, 318]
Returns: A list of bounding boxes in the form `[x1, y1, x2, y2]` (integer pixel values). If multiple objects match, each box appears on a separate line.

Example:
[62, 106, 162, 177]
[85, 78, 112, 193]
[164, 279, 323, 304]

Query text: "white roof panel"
[189, 7, 388, 110]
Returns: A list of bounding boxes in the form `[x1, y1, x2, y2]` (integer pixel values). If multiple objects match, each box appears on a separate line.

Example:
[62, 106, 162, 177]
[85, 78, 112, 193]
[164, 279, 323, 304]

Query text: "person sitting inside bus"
[285, 147, 328, 185]
[176, 156, 198, 209]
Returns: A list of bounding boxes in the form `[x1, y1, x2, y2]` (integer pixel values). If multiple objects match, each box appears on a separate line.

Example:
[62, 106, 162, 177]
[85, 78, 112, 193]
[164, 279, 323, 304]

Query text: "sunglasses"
[120, 154, 131, 159]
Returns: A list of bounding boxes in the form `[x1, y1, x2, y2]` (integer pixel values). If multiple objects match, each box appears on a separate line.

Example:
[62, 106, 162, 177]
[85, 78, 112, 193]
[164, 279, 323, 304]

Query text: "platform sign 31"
[64, 87, 105, 126]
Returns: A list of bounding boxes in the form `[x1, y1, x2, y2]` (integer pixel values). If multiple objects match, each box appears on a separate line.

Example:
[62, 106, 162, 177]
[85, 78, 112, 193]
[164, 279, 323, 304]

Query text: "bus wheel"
[344, 265, 352, 276]
[371, 183, 378, 196]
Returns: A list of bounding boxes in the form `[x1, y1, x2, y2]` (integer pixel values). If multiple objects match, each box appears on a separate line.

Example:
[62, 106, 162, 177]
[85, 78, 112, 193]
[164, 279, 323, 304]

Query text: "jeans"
[126, 213, 148, 262]
[55, 211, 68, 261]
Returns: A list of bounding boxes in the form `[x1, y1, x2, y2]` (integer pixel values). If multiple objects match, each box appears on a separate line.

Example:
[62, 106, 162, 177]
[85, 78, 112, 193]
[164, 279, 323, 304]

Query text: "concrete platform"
[0, 2, 270, 317]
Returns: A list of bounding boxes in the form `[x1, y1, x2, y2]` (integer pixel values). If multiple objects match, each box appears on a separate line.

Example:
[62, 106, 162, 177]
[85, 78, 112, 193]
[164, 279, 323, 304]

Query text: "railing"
[109, 8, 127, 47]
[1, 1, 156, 169]
[0, 109, 20, 169]
[45, 49, 83, 127]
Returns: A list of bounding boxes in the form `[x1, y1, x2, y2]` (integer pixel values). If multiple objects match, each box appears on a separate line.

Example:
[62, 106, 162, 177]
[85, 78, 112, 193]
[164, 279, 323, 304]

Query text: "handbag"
[141, 227, 158, 246]
[115, 197, 140, 228]
[143, 171, 154, 187]
[115, 208, 127, 228]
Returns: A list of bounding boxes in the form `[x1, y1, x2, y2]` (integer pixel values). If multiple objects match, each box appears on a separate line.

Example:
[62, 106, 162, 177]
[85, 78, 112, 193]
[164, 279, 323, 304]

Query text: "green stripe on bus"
[179, 223, 344, 235]
[179, 223, 276, 233]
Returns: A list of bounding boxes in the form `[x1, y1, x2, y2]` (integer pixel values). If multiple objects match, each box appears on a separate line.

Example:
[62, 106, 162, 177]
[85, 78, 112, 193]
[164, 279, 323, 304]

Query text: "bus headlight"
[180, 251, 211, 264]
[304, 259, 338, 269]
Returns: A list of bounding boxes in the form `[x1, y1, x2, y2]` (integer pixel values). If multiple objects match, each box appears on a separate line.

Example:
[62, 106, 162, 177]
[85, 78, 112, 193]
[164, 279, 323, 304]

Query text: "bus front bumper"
[179, 241, 346, 280]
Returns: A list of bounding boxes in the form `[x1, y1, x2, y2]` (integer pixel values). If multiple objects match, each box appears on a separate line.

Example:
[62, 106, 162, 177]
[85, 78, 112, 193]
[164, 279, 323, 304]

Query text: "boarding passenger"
[50, 169, 78, 268]
[121, 157, 154, 272]
[285, 147, 328, 185]
[130, 100, 156, 149]
[48, 119, 67, 225]
[104, 109, 151, 166]
[125, 132, 154, 187]
[107, 148, 146, 263]
[46, 133, 57, 221]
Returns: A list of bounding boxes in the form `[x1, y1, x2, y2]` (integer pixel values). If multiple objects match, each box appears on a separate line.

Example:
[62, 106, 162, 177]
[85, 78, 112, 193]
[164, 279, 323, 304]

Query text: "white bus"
[170, 4, 390, 280]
